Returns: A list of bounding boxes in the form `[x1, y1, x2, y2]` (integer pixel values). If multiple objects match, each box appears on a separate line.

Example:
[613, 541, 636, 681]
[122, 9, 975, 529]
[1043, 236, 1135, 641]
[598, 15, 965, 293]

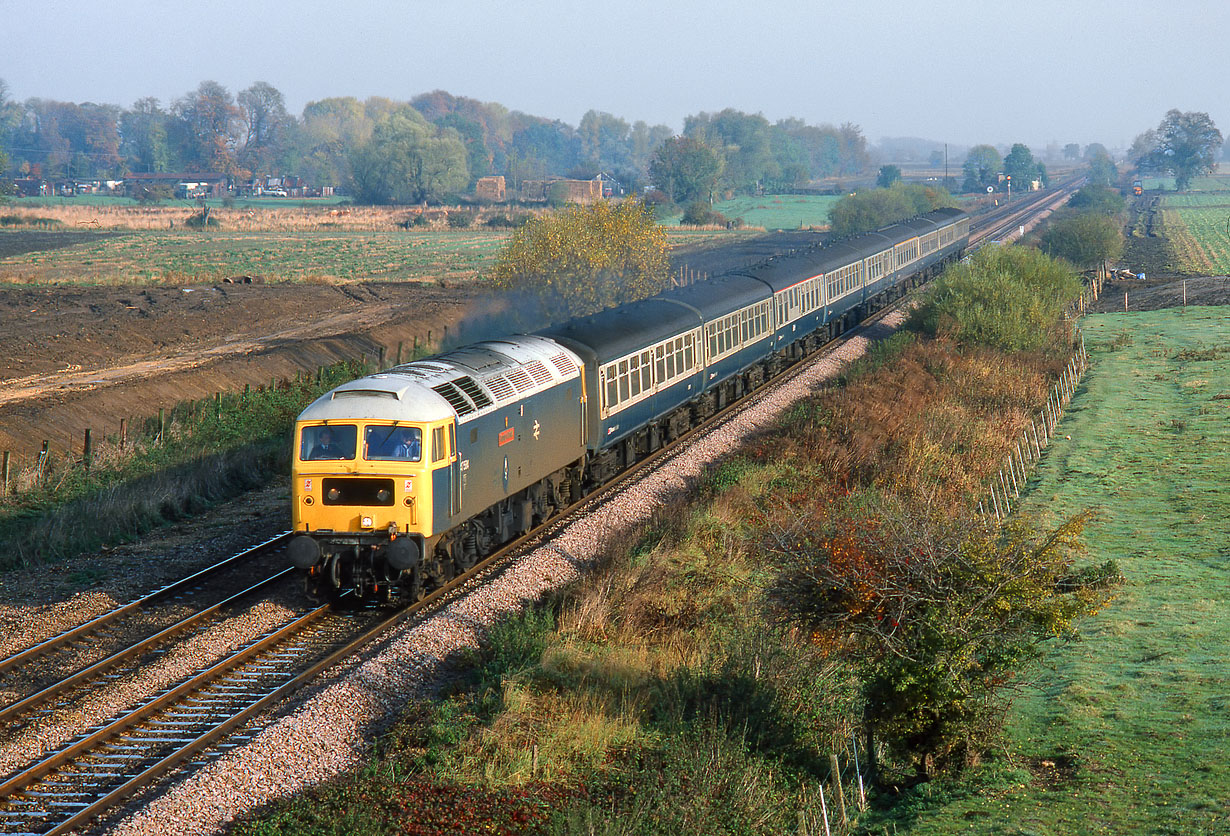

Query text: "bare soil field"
[1090, 275, 1230, 312]
[0, 225, 782, 463]
[0, 277, 484, 460]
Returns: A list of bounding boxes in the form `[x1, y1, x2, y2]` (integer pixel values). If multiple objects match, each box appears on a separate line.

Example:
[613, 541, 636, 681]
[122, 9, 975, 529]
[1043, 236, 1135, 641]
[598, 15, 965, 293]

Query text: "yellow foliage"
[488, 198, 670, 322]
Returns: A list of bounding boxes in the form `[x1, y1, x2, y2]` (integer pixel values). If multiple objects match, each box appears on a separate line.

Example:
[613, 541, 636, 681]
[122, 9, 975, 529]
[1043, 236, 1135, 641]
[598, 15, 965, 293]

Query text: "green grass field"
[0, 229, 512, 285]
[0, 225, 756, 286]
[1158, 188, 1230, 273]
[894, 306, 1230, 834]
[711, 193, 842, 229]
[1141, 174, 1230, 192]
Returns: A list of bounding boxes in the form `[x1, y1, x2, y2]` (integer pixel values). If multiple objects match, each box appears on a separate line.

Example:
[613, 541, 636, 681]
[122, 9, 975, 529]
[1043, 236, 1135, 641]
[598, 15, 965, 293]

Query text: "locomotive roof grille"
[431, 382, 475, 415]
[453, 376, 493, 409]
[484, 375, 517, 401]
[506, 367, 534, 393]
[526, 360, 553, 386]
[550, 352, 576, 376]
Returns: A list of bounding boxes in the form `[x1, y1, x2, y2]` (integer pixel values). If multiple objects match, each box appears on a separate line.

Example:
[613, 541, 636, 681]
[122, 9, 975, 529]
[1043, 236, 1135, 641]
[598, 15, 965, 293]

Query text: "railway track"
[0, 188, 1076, 835]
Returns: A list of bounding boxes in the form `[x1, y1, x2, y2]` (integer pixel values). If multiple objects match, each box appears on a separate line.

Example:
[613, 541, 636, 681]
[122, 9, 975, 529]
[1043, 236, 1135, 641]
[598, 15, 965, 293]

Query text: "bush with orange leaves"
[768, 491, 1120, 781]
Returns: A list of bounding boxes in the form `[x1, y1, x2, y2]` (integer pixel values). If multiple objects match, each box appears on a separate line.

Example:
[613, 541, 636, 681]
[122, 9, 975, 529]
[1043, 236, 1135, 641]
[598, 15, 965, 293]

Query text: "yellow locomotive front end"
[287, 373, 461, 600]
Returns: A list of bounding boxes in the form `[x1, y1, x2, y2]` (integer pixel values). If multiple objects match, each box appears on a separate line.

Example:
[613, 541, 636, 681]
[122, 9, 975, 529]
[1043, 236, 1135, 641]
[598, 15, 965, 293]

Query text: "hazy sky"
[4, 0, 1225, 152]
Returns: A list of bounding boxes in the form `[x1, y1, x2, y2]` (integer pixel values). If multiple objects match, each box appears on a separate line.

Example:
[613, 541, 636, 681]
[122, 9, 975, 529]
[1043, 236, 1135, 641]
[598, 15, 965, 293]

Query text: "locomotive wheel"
[404, 565, 426, 602]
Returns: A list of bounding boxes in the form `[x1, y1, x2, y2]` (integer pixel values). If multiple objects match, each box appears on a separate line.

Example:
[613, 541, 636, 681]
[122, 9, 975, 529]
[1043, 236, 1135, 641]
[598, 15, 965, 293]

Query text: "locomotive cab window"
[301, 424, 357, 461]
[364, 425, 422, 462]
[432, 426, 447, 463]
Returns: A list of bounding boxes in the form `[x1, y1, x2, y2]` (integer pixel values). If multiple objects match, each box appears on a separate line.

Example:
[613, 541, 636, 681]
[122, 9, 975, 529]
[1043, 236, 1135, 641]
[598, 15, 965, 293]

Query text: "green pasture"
[1141, 174, 1230, 192]
[0, 225, 755, 286]
[711, 193, 841, 229]
[1157, 194, 1230, 272]
[897, 306, 1230, 834]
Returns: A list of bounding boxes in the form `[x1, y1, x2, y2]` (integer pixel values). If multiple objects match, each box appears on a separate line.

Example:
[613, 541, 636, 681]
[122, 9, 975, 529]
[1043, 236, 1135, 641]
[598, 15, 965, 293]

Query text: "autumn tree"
[238, 81, 291, 177]
[349, 107, 468, 204]
[648, 135, 724, 204]
[770, 493, 1118, 778]
[1132, 109, 1223, 191]
[121, 97, 174, 173]
[489, 198, 669, 323]
[173, 81, 243, 173]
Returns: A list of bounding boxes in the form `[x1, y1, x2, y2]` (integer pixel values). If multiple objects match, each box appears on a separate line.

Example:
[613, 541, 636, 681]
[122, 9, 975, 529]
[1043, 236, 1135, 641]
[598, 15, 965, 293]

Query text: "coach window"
[605, 370, 617, 408]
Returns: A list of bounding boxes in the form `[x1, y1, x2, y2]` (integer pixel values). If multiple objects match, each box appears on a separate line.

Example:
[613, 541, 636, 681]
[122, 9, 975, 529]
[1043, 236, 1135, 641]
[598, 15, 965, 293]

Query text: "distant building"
[520, 177, 603, 204]
[13, 178, 50, 197]
[123, 172, 230, 199]
[475, 175, 506, 202]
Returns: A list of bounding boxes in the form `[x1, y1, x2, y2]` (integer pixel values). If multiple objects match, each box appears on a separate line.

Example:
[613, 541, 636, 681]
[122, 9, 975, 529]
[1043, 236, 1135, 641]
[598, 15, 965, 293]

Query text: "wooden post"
[999, 470, 1011, 513]
[119, 417, 127, 449]
[1183, 280, 1187, 308]
[378, 345, 386, 367]
[158, 408, 165, 442]
[531, 743, 538, 777]
[83, 428, 92, 471]
[1031, 421, 1042, 458]
[829, 754, 848, 825]
[215, 391, 222, 412]
[2, 451, 9, 497]
[396, 341, 403, 365]
[38, 441, 49, 484]
[1124, 290, 1128, 312]
[1007, 456, 1019, 496]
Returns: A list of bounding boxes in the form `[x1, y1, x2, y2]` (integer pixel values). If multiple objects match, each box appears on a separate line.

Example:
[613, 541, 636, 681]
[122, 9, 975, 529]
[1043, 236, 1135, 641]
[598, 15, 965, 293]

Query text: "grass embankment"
[0, 362, 367, 569]
[887, 305, 1229, 834]
[233, 248, 1105, 836]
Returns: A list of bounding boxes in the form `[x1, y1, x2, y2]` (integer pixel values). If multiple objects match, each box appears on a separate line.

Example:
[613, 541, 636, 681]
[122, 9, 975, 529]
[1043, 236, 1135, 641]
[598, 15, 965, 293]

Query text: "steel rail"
[0, 568, 295, 728]
[0, 531, 291, 678]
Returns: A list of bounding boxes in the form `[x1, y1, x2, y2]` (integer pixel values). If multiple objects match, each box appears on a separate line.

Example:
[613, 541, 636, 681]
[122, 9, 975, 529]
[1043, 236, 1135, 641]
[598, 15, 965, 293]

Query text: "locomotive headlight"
[376, 488, 391, 503]
[361, 515, 374, 528]
[327, 487, 341, 502]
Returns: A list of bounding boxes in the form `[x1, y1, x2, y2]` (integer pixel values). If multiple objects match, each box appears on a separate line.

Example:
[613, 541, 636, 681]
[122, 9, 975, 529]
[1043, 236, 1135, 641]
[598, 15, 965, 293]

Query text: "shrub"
[769, 493, 1118, 778]
[909, 246, 1082, 352]
[680, 202, 728, 227]
[446, 210, 475, 228]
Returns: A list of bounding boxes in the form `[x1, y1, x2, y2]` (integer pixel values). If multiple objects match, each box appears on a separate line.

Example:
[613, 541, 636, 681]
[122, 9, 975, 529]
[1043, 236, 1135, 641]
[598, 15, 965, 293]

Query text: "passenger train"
[287, 207, 971, 600]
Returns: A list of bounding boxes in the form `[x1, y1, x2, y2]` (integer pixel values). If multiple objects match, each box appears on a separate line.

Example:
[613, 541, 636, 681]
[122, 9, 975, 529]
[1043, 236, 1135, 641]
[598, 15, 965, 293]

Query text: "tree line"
[0, 78, 873, 204]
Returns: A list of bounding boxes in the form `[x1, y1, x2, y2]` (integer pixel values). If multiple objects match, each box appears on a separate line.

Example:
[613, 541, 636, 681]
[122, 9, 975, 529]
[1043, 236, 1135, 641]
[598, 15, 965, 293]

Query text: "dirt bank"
[0, 281, 484, 461]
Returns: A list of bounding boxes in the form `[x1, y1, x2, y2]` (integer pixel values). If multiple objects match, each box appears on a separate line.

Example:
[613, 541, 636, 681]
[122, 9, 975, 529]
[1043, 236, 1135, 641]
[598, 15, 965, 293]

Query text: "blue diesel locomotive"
[288, 207, 970, 599]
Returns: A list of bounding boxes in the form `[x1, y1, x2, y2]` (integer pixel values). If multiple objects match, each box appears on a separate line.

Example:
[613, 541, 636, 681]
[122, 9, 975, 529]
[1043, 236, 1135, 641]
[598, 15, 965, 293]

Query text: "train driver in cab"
[392, 428, 422, 460]
[308, 428, 345, 460]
